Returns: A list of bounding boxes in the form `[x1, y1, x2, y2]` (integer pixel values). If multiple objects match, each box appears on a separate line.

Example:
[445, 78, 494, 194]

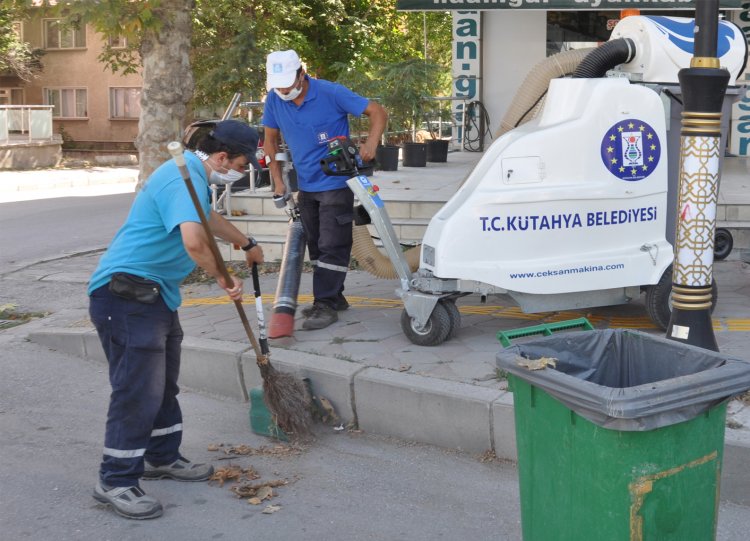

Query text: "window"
[0, 88, 24, 106]
[108, 35, 127, 49]
[44, 19, 86, 49]
[110, 87, 141, 119]
[44, 88, 87, 118]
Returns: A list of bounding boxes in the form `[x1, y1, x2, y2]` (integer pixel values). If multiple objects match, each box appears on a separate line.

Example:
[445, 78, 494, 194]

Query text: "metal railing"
[0, 105, 56, 144]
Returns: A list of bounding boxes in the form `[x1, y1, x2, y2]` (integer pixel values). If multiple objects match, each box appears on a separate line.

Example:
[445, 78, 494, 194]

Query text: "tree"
[0, 3, 43, 81]
[54, 0, 194, 185]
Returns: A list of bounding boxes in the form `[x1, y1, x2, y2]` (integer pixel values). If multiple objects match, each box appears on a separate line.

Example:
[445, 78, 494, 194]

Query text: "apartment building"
[2, 12, 143, 148]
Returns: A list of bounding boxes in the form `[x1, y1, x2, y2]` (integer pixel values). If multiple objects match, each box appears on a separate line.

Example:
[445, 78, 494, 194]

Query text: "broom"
[167, 142, 312, 436]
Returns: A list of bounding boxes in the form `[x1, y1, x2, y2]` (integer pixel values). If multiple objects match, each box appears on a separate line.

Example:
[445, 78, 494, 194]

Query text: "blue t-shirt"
[87, 151, 211, 311]
[262, 77, 368, 192]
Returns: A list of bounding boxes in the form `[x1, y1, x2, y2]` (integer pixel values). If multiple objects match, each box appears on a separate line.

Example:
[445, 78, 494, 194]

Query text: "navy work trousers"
[89, 285, 183, 487]
[298, 187, 354, 306]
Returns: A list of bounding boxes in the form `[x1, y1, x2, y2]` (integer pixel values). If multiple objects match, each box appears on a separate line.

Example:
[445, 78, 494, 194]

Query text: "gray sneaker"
[302, 303, 338, 330]
[142, 457, 214, 482]
[301, 296, 349, 317]
[93, 481, 163, 520]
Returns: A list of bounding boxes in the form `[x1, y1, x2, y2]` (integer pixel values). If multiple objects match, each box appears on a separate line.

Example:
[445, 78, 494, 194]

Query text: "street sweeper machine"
[333, 15, 747, 346]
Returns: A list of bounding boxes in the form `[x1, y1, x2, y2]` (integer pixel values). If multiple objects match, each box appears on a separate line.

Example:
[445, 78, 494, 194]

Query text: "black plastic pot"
[426, 139, 449, 163]
[376, 145, 400, 171]
[402, 142, 427, 167]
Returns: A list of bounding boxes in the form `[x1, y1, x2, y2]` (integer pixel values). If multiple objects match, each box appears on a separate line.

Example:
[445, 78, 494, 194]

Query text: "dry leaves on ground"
[516, 356, 557, 371]
[208, 465, 260, 487]
[207, 442, 306, 457]
[232, 479, 289, 501]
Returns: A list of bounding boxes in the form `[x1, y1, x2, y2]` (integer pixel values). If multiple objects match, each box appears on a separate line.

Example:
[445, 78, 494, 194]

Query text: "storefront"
[397, 1, 748, 154]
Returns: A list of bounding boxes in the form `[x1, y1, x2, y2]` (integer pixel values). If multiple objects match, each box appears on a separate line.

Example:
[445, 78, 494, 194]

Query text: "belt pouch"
[109, 272, 161, 303]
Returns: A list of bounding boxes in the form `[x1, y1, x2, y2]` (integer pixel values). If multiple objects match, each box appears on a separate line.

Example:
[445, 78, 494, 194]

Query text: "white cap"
[266, 50, 302, 91]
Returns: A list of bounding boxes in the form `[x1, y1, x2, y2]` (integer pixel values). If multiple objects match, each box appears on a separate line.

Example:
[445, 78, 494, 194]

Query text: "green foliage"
[30, 1, 454, 130]
[0, 3, 43, 81]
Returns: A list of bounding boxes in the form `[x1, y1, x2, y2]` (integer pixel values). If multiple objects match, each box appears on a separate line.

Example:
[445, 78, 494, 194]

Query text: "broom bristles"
[259, 360, 313, 437]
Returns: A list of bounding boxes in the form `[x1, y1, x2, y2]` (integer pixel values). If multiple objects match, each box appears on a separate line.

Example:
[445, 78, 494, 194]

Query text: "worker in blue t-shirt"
[87, 120, 264, 520]
[262, 49, 387, 330]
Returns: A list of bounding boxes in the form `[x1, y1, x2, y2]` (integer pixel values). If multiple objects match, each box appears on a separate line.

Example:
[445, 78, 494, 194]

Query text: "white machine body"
[610, 16, 747, 85]
[420, 77, 673, 297]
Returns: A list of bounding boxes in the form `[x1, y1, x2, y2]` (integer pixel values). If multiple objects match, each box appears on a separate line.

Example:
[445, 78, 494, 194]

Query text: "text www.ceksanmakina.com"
[509, 263, 625, 279]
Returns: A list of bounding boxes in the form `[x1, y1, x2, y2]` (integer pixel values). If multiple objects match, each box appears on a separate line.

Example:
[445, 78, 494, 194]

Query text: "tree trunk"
[135, 0, 195, 188]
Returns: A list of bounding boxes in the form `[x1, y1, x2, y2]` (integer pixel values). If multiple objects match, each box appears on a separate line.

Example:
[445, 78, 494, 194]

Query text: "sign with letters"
[398, 0, 742, 10]
[452, 11, 481, 148]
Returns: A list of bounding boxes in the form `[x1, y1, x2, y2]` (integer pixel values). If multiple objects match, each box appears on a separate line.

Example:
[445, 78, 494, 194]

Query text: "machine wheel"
[714, 228, 733, 261]
[401, 302, 452, 347]
[441, 299, 461, 340]
[645, 265, 718, 330]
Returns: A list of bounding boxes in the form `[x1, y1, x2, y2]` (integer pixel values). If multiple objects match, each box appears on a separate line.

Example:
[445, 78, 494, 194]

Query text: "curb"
[26, 327, 750, 506]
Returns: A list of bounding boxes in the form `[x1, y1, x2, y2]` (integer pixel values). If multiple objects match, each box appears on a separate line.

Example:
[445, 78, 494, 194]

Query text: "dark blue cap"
[210, 120, 261, 170]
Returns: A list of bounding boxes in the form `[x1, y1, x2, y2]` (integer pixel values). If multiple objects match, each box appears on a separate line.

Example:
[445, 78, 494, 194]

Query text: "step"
[227, 213, 428, 242]
[227, 190, 445, 221]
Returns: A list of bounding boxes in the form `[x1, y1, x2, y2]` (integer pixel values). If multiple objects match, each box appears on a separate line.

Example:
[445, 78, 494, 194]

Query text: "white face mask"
[207, 160, 245, 185]
[274, 76, 303, 101]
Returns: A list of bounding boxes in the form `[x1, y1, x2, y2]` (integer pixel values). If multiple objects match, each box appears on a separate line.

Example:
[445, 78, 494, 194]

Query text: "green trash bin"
[496, 329, 750, 541]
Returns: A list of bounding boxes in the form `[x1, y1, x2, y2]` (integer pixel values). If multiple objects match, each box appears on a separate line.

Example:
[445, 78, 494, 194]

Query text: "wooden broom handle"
[167, 142, 266, 363]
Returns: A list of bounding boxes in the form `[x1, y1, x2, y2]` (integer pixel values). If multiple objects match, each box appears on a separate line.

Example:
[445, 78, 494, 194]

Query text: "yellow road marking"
[181, 295, 750, 331]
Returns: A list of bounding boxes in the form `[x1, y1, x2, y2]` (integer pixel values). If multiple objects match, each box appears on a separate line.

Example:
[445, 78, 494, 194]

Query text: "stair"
[220, 188, 444, 261]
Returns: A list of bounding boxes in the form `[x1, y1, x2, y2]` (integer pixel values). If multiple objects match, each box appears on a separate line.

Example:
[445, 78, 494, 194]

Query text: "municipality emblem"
[600, 119, 660, 182]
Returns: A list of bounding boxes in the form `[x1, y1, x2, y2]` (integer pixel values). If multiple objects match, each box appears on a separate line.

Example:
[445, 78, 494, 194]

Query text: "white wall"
[481, 11, 547, 146]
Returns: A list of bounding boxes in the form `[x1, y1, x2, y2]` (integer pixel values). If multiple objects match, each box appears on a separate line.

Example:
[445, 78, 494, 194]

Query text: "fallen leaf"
[262, 504, 281, 514]
[318, 396, 339, 423]
[207, 443, 220, 452]
[398, 364, 411, 372]
[516, 356, 557, 371]
[248, 497, 262, 505]
[256, 485, 274, 501]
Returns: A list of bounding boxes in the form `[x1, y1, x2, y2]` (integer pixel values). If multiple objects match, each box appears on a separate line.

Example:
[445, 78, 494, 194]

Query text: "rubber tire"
[441, 299, 461, 341]
[714, 228, 733, 261]
[401, 302, 452, 347]
[645, 265, 718, 330]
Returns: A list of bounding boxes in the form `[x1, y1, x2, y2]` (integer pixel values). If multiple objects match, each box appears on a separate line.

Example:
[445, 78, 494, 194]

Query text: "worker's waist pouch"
[109, 273, 161, 304]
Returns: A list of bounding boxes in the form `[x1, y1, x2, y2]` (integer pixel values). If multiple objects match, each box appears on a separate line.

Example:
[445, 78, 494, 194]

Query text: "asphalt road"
[0, 334, 524, 541]
[0, 193, 133, 274]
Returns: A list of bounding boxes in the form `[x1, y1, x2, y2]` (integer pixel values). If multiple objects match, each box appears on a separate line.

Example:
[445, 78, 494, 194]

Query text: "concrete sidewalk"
[0, 164, 138, 203]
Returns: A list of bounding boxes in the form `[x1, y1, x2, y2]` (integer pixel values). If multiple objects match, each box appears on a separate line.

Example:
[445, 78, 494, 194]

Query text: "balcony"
[0, 105, 62, 170]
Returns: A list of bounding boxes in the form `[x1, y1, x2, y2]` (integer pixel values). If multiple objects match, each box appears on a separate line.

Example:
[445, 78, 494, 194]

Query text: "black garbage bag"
[496, 329, 750, 431]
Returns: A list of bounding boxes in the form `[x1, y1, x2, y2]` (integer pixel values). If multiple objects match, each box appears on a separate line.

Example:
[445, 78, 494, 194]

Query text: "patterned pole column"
[667, 0, 729, 351]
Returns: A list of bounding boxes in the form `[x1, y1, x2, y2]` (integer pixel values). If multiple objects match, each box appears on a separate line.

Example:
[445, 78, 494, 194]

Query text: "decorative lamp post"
[666, 0, 730, 351]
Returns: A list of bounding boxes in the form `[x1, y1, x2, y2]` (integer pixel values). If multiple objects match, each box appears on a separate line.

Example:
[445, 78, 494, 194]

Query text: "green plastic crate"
[497, 317, 594, 348]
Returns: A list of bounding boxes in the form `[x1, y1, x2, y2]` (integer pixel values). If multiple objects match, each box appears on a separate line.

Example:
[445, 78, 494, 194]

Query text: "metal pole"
[666, 0, 729, 351]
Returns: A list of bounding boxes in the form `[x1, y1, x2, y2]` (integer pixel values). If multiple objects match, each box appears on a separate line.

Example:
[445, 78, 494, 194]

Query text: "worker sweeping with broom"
[87, 120, 266, 520]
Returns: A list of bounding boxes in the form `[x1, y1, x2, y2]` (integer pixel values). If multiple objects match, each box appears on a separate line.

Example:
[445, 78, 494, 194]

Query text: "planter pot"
[376, 144, 400, 171]
[426, 139, 449, 163]
[402, 142, 427, 167]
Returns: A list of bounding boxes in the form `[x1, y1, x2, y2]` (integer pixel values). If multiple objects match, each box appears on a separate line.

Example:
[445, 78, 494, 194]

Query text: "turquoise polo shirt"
[262, 76, 368, 192]
[87, 151, 211, 311]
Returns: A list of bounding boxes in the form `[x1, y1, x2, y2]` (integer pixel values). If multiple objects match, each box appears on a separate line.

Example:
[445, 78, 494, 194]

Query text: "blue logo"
[272, 63, 283, 74]
[600, 119, 661, 182]
[647, 16, 734, 58]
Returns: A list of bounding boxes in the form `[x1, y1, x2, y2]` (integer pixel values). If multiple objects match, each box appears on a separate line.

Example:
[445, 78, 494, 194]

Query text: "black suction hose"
[573, 38, 636, 79]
